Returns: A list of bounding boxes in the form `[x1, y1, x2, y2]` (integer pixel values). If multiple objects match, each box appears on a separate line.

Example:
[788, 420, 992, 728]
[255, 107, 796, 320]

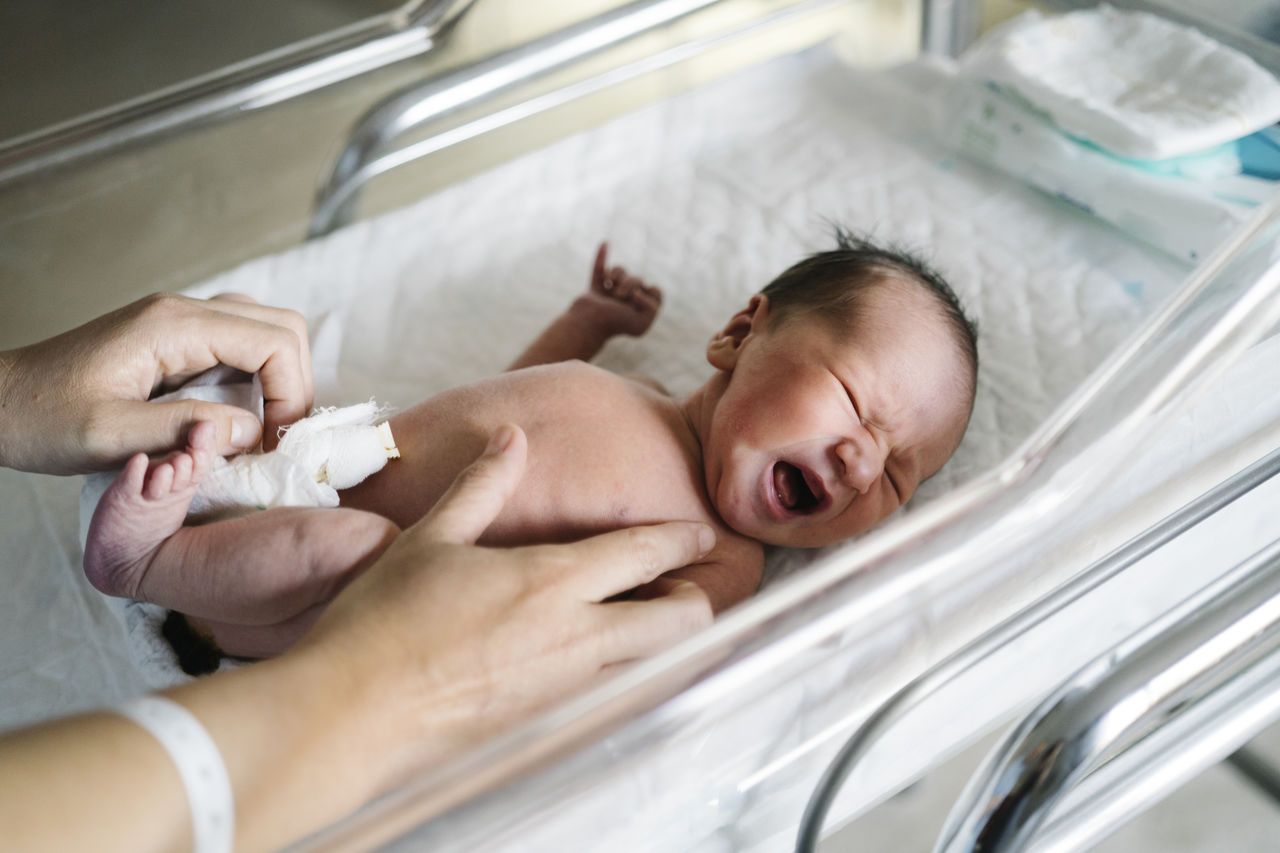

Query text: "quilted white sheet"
[5, 38, 1279, 851]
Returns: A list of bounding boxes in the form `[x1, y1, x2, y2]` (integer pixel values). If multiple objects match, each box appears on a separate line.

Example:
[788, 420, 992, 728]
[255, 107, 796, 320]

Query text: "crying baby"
[83, 232, 978, 666]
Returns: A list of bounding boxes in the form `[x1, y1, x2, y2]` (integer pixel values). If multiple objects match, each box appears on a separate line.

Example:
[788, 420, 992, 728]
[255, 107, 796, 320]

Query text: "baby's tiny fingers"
[638, 283, 663, 305]
[616, 276, 642, 300]
[593, 242, 609, 284]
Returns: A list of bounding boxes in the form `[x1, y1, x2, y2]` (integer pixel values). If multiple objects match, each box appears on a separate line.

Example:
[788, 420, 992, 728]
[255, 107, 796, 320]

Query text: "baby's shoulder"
[518, 360, 658, 402]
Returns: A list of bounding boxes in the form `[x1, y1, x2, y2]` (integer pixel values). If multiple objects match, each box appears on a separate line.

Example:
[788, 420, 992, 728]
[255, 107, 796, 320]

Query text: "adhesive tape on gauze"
[276, 405, 399, 490]
[178, 402, 400, 520]
[321, 424, 399, 489]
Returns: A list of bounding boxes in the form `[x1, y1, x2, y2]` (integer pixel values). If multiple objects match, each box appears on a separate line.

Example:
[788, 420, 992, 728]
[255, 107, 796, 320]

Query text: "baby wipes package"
[944, 79, 1279, 264]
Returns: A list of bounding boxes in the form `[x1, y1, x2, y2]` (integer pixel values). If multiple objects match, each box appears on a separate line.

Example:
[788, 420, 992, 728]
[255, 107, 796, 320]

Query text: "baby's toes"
[187, 421, 217, 482]
[170, 452, 195, 490]
[145, 462, 176, 500]
[117, 453, 150, 498]
[615, 275, 641, 301]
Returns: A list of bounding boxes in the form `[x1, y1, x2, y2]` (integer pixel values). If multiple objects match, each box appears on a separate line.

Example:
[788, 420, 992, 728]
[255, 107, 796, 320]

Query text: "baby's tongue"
[774, 462, 804, 510]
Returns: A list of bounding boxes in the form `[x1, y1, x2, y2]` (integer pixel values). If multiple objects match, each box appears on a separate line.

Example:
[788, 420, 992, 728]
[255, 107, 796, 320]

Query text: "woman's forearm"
[166, 652, 385, 852]
[0, 650, 398, 853]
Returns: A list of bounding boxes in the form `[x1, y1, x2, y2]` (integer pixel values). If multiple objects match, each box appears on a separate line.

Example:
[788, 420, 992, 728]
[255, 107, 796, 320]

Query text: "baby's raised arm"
[507, 241, 663, 370]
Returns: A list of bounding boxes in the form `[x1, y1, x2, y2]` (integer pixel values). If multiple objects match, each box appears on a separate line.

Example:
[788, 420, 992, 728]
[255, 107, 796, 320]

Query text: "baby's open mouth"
[773, 461, 821, 514]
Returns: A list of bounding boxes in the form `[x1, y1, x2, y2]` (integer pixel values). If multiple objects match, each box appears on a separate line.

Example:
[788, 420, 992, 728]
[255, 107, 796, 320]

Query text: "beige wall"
[0, 0, 1021, 349]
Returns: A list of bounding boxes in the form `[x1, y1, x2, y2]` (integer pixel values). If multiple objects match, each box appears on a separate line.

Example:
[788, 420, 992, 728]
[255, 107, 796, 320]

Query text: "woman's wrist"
[289, 637, 483, 796]
[164, 650, 389, 851]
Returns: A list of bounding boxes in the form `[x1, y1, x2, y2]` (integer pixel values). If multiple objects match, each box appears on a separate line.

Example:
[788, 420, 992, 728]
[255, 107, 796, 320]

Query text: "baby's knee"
[331, 510, 400, 564]
[286, 508, 399, 599]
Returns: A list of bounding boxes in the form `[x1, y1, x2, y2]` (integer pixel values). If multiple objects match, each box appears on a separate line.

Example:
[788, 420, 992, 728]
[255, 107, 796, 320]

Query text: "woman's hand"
[0, 292, 313, 474]
[297, 423, 715, 789]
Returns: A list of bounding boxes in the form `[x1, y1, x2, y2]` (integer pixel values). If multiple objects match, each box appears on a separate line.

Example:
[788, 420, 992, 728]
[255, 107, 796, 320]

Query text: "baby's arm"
[632, 539, 765, 615]
[507, 242, 662, 371]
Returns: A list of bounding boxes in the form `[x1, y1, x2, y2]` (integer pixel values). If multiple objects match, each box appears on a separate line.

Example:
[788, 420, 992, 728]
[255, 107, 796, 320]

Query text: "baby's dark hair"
[760, 228, 979, 397]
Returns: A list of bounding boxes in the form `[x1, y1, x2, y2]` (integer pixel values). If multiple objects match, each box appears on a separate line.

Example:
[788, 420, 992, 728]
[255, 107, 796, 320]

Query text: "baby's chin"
[717, 507, 882, 549]
[717, 514, 861, 549]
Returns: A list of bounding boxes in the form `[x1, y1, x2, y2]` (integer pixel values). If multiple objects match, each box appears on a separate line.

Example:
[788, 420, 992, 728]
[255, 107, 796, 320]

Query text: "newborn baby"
[84, 233, 978, 663]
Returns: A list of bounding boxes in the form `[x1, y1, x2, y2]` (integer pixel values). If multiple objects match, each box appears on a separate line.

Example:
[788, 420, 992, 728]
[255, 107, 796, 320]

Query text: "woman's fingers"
[412, 424, 528, 546]
[202, 294, 315, 417]
[594, 581, 713, 662]
[95, 399, 264, 462]
[175, 298, 312, 447]
[538, 521, 716, 603]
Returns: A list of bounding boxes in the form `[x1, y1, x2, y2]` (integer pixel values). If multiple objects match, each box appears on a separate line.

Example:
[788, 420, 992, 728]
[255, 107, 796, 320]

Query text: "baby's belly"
[479, 473, 717, 547]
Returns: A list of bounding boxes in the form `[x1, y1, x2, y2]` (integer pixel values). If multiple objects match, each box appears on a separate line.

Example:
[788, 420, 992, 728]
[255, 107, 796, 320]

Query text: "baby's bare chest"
[483, 397, 719, 545]
[346, 364, 748, 558]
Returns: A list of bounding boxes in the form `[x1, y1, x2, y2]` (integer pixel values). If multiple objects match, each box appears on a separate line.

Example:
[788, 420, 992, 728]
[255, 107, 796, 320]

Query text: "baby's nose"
[835, 437, 885, 495]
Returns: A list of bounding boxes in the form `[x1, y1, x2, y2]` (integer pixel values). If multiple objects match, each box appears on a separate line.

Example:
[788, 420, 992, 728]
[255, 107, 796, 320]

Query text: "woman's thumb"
[412, 424, 528, 546]
[125, 399, 264, 457]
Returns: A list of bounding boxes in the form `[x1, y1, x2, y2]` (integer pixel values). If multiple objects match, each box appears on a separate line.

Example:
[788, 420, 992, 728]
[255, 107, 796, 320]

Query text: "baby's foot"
[573, 241, 663, 339]
[83, 421, 216, 599]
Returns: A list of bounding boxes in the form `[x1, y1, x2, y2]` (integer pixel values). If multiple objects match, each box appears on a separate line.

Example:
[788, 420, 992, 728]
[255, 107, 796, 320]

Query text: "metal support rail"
[794, 442, 1280, 851]
[921, 0, 981, 58]
[306, 0, 846, 238]
[0, 0, 477, 185]
[933, 534, 1280, 853]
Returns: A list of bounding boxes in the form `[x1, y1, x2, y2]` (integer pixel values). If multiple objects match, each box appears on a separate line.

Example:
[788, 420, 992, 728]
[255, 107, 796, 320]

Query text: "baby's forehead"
[846, 291, 974, 436]
[813, 279, 955, 355]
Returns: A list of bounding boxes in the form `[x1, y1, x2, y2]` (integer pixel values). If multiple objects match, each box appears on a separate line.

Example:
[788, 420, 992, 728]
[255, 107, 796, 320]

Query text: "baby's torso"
[340, 362, 763, 609]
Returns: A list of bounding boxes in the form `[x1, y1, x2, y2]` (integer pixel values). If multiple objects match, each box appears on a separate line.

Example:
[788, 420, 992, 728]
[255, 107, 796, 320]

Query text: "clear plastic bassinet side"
[289, 210, 1280, 848]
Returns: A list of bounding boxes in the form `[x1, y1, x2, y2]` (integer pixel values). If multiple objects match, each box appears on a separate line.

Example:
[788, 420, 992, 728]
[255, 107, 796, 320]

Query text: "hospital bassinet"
[4, 1, 1280, 850]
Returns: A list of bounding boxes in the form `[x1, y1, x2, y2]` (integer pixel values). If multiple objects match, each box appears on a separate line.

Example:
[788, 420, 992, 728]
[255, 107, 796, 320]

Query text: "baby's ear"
[707, 295, 769, 369]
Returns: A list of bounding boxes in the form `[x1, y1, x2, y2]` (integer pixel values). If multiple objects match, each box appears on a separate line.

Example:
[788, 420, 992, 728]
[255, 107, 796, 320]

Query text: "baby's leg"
[175, 506, 398, 660]
[142, 506, 398, 629]
[85, 428, 398, 659]
[84, 421, 217, 600]
[134, 507, 397, 664]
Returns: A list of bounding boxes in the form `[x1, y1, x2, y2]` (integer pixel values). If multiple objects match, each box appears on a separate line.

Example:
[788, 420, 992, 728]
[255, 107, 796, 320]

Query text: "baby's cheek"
[841, 495, 895, 539]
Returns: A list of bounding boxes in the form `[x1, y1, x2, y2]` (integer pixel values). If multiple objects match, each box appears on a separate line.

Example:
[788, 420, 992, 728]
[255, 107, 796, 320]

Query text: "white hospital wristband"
[113, 695, 234, 853]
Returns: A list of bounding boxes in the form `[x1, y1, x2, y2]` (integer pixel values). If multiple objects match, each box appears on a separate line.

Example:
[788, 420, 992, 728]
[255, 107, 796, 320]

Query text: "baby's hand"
[575, 241, 663, 339]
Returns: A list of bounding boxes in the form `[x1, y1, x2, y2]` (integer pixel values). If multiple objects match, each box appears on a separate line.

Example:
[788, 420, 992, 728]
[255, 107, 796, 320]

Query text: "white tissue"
[79, 372, 400, 540]
[274, 402, 397, 490]
[961, 6, 1280, 160]
[187, 401, 398, 520]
